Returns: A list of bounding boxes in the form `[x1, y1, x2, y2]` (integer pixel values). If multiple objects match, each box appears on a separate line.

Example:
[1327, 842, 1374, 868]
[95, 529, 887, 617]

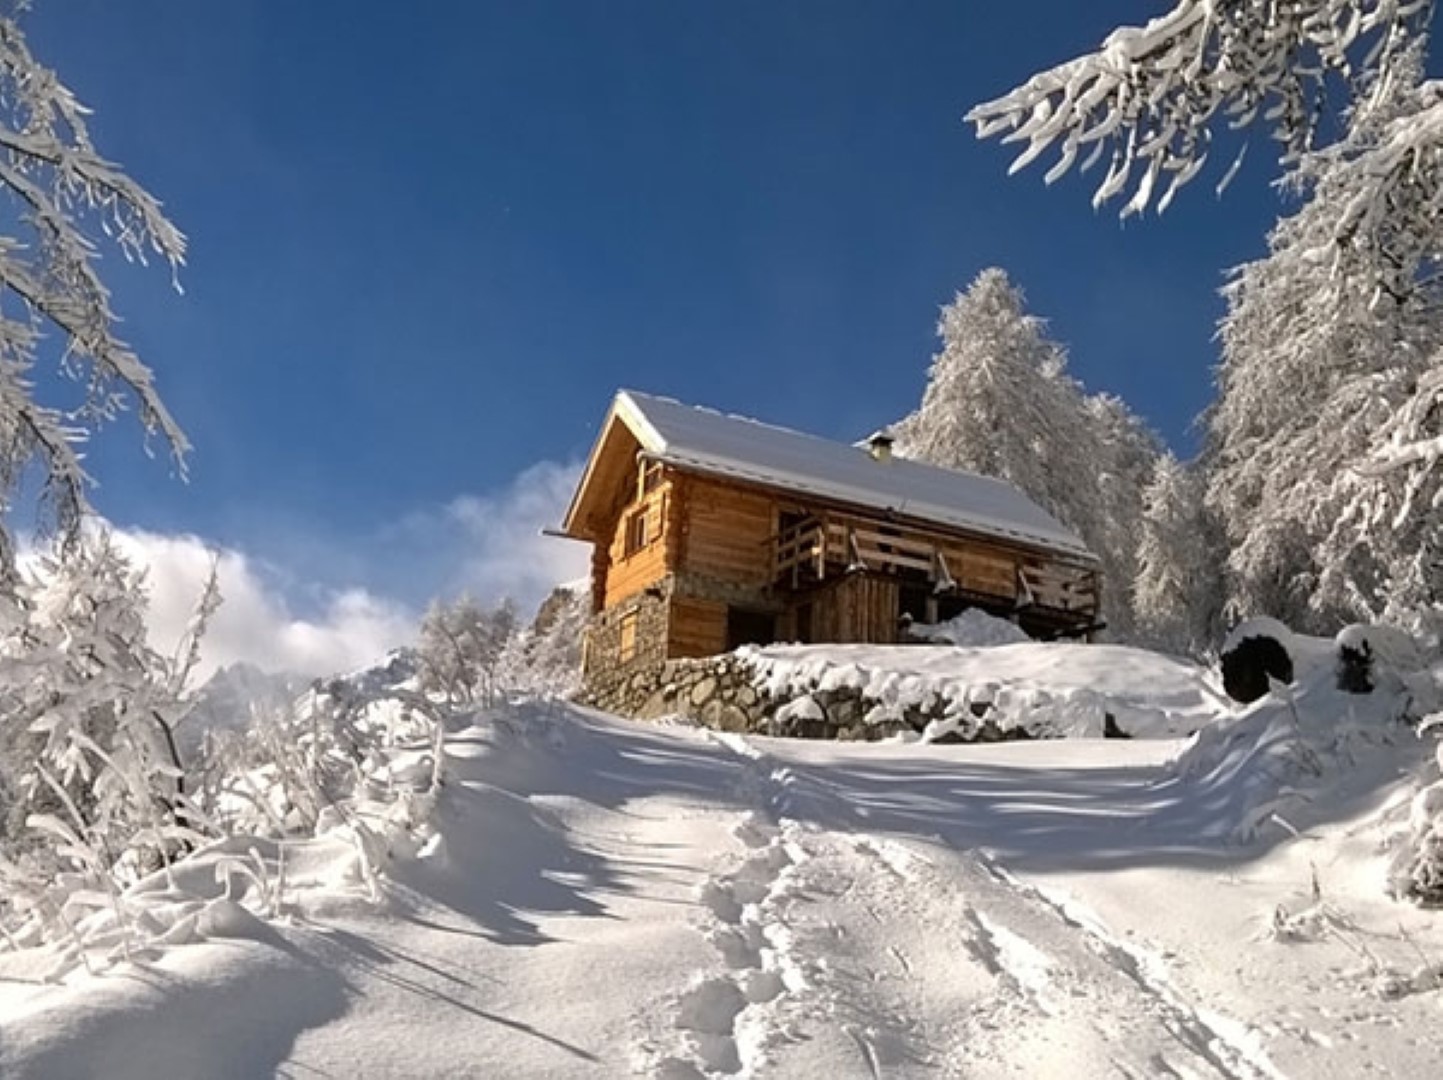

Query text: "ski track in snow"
[638, 729, 1284, 1080]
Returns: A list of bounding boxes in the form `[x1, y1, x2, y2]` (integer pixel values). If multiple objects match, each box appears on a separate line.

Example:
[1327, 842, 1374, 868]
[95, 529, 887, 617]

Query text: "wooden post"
[816, 514, 828, 580]
[847, 528, 866, 573]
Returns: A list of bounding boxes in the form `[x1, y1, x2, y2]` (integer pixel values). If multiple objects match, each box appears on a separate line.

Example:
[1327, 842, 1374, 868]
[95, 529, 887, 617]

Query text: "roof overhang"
[558, 392, 658, 542]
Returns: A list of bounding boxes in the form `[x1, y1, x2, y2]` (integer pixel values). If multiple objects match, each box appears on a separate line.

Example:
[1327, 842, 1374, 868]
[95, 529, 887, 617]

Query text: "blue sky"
[21, 2, 1340, 663]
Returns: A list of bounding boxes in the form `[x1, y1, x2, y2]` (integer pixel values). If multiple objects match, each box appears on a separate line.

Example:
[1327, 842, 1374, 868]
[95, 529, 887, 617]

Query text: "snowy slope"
[3, 675, 1441, 1079]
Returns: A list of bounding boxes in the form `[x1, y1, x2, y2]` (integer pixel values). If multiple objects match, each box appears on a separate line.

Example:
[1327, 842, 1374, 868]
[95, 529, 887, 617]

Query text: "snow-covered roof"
[608, 390, 1094, 559]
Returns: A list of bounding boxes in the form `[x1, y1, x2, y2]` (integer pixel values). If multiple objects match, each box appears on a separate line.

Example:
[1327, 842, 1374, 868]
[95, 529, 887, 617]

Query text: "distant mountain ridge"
[177, 662, 311, 754]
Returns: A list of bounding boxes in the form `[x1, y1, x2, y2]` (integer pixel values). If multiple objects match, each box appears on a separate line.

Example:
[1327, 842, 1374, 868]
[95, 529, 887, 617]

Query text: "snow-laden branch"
[0, 9, 188, 545]
[967, 0, 1431, 214]
[1318, 85, 1443, 307]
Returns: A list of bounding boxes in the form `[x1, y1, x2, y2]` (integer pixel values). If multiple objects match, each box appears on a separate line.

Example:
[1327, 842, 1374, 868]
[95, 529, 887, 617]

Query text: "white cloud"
[111, 528, 416, 681]
[378, 459, 590, 611]
[102, 458, 592, 681]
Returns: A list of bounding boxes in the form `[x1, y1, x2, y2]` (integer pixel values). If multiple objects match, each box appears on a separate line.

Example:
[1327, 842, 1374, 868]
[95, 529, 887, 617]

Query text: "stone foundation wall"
[582, 586, 671, 703]
[671, 571, 782, 610]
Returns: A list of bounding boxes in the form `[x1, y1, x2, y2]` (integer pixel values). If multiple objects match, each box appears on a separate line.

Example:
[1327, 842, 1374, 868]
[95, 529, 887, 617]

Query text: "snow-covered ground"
[2, 656, 1441, 1079]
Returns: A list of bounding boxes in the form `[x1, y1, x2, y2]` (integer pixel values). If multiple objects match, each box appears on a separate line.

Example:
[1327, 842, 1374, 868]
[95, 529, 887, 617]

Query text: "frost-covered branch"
[0, 6, 188, 549]
[968, 0, 1431, 214]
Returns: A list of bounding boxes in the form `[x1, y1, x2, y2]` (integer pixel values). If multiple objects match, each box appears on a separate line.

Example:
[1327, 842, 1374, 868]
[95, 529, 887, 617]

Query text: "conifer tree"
[896, 270, 1160, 638]
[1134, 454, 1218, 653]
[1206, 48, 1442, 632]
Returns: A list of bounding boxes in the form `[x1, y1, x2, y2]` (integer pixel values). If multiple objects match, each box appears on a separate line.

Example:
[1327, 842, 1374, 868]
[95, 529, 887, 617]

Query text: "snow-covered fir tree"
[1133, 453, 1219, 654]
[970, 6, 1443, 641]
[894, 269, 1161, 639]
[1076, 392, 1164, 638]
[1205, 48, 1443, 634]
[893, 269, 1064, 503]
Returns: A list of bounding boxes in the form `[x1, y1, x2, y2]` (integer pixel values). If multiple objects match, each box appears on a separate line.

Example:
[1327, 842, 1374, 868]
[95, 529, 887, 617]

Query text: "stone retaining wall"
[577, 652, 1030, 743]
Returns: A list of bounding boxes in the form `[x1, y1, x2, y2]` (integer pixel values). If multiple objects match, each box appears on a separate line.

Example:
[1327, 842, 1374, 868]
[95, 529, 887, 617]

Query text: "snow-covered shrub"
[0, 533, 219, 953]
[1389, 717, 1443, 906]
[498, 585, 588, 700]
[201, 663, 444, 841]
[416, 594, 518, 705]
[1335, 624, 1425, 696]
[1395, 797, 1443, 905]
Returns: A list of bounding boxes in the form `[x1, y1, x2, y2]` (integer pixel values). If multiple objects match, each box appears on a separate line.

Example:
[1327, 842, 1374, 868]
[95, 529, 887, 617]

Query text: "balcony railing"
[771, 513, 1097, 615]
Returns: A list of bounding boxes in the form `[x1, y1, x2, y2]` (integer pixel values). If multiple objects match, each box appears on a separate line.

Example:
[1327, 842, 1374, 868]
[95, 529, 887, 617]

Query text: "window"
[624, 508, 649, 557]
[619, 611, 638, 663]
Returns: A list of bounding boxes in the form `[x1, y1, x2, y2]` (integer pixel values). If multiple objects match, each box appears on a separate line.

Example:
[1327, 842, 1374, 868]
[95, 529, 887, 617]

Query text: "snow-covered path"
[3, 702, 1440, 1078]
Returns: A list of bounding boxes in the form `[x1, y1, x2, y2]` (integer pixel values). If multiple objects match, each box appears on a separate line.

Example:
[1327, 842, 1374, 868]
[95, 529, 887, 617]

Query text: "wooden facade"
[561, 394, 1102, 696]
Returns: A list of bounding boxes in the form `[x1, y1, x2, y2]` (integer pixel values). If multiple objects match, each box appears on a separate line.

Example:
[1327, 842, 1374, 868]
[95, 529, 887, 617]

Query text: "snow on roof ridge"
[621, 388, 1014, 490]
[613, 388, 1093, 558]
[617, 388, 837, 451]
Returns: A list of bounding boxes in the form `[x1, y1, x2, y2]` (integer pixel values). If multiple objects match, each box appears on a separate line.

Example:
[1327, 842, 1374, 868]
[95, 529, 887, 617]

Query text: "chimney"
[866, 430, 894, 463]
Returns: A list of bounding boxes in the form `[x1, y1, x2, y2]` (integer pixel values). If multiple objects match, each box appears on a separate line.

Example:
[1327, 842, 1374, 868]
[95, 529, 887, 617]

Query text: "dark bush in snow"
[1334, 624, 1423, 697]
[1336, 640, 1374, 694]
[1221, 634, 1294, 704]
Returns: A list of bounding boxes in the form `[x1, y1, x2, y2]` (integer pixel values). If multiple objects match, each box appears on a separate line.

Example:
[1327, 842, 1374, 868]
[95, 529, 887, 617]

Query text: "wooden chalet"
[558, 391, 1100, 697]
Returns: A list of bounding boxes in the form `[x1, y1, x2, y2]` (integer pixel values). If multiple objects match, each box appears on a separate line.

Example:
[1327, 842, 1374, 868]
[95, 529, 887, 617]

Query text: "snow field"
[3, 665, 1443, 1078]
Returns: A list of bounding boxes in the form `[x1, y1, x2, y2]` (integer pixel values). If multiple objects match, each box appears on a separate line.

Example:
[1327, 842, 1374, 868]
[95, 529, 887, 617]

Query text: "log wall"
[601, 479, 674, 609]
[668, 595, 728, 658]
[675, 475, 775, 586]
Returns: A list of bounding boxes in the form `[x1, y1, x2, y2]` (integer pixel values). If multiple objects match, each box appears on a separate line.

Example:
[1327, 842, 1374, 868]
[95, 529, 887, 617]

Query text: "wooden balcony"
[771, 512, 1098, 618]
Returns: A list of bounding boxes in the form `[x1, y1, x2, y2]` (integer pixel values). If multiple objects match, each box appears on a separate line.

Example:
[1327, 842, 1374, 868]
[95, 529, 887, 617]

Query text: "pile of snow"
[1167, 664, 1416, 845]
[741, 641, 1224, 739]
[1162, 636, 1443, 902]
[904, 607, 1032, 647]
